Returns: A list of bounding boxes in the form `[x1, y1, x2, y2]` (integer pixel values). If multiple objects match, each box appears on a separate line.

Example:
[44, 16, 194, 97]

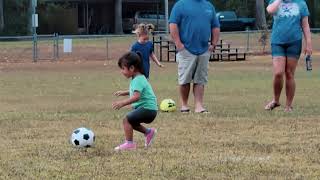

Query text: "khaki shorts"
[176, 49, 210, 85]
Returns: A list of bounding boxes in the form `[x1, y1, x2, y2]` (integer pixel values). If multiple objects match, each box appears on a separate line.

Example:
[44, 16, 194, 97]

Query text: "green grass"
[1, 56, 320, 179]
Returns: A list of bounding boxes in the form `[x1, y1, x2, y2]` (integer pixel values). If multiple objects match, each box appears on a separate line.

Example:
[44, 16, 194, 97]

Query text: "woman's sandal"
[264, 101, 281, 110]
[284, 106, 293, 112]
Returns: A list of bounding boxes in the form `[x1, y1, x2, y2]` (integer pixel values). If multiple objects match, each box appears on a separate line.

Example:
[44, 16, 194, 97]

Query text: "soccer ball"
[70, 127, 95, 148]
[160, 99, 176, 112]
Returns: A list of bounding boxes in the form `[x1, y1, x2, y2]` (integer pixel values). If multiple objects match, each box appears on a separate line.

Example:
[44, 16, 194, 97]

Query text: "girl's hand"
[114, 91, 126, 96]
[112, 101, 124, 110]
[159, 63, 164, 68]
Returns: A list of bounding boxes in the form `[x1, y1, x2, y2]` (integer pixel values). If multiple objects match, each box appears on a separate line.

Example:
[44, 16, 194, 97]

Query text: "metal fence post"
[56, 33, 59, 60]
[246, 27, 250, 52]
[53, 33, 56, 61]
[32, 0, 38, 62]
[106, 36, 109, 60]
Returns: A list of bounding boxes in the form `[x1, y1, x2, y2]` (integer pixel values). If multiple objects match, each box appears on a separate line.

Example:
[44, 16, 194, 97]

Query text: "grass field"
[0, 55, 320, 179]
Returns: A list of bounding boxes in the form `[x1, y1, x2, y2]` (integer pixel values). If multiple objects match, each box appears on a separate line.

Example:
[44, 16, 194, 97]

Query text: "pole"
[86, 1, 89, 34]
[165, 0, 168, 34]
[246, 27, 249, 52]
[32, 0, 37, 62]
[106, 37, 109, 60]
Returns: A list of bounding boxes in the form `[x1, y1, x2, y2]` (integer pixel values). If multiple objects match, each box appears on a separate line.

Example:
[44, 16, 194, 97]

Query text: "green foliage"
[0, 0, 30, 35]
[37, 2, 77, 35]
[0, 0, 72, 36]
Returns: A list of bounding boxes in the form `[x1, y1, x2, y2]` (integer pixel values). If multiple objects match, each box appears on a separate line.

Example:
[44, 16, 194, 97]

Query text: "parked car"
[123, 11, 166, 33]
[216, 11, 255, 31]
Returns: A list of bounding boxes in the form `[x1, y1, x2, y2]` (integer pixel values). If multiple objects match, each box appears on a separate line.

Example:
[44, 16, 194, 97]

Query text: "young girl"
[112, 52, 158, 151]
[131, 23, 164, 79]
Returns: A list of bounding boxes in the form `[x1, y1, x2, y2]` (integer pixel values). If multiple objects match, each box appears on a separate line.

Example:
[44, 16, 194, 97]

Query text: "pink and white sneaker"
[114, 141, 136, 151]
[145, 128, 157, 147]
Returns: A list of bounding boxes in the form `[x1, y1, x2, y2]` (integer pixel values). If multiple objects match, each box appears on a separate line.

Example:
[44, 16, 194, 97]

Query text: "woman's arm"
[301, 16, 312, 55]
[266, 0, 282, 14]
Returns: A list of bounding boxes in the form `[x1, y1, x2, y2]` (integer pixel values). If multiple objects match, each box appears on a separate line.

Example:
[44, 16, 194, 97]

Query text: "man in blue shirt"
[265, 0, 312, 112]
[169, 0, 220, 113]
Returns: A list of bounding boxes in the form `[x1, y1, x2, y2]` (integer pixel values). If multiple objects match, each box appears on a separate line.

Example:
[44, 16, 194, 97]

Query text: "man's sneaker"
[114, 142, 136, 151]
[145, 128, 157, 147]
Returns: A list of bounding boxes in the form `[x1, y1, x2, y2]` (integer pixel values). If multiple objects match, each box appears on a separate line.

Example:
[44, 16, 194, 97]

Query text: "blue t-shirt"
[130, 75, 158, 110]
[169, 0, 220, 55]
[131, 41, 154, 79]
[269, 0, 309, 44]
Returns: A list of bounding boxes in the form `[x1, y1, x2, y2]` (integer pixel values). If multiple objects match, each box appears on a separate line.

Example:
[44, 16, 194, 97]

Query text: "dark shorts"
[271, 40, 302, 60]
[126, 107, 157, 127]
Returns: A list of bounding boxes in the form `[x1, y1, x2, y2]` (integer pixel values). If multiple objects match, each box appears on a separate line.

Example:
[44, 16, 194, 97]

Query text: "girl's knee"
[123, 118, 129, 124]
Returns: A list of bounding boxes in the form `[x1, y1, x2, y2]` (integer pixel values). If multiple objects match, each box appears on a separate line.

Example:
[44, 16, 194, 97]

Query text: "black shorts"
[126, 107, 157, 127]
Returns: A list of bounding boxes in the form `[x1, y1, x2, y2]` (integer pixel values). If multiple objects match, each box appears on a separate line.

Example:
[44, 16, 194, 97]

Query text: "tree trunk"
[114, 0, 123, 34]
[255, 0, 267, 30]
[0, 0, 4, 31]
[28, 0, 33, 35]
[309, 0, 315, 28]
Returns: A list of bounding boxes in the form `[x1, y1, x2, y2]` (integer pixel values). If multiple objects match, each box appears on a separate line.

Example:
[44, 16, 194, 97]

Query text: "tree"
[114, 0, 123, 34]
[255, 0, 267, 30]
[0, 0, 4, 31]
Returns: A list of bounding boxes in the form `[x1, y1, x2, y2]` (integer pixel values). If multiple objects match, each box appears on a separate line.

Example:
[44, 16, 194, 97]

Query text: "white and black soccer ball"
[70, 127, 95, 148]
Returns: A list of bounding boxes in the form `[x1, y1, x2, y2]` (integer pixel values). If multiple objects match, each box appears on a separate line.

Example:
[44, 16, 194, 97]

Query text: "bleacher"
[152, 34, 246, 62]
[211, 40, 246, 61]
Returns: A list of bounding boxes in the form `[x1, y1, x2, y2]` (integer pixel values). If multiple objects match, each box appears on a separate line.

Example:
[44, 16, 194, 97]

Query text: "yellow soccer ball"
[160, 99, 176, 112]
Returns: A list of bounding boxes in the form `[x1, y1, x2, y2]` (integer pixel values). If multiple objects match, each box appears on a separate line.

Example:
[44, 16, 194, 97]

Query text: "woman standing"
[265, 0, 312, 112]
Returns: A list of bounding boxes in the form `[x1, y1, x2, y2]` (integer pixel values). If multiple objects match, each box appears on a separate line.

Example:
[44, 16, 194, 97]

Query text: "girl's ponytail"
[135, 51, 145, 75]
[133, 23, 155, 36]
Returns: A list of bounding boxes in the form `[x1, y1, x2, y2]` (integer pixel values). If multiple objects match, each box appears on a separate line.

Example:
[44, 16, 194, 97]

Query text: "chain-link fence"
[0, 29, 319, 63]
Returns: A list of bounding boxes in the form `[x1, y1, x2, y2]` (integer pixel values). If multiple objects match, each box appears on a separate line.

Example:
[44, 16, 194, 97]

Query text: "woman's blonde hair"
[132, 23, 155, 36]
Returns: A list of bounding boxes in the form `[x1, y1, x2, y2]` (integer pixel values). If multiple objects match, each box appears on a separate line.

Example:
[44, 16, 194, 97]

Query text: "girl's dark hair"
[118, 51, 144, 74]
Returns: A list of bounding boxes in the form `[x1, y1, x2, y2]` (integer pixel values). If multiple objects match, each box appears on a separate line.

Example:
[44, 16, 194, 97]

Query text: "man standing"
[169, 0, 220, 113]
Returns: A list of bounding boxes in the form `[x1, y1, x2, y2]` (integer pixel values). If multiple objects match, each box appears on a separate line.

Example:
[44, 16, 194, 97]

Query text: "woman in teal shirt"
[265, 0, 312, 112]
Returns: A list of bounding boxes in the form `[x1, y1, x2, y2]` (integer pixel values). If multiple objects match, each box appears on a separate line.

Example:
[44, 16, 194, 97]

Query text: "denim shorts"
[271, 40, 302, 60]
[176, 49, 210, 85]
[126, 107, 157, 127]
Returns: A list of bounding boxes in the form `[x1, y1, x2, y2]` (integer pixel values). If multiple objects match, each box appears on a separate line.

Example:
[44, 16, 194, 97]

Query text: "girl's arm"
[112, 91, 140, 110]
[114, 90, 129, 96]
[301, 16, 312, 55]
[266, 0, 282, 14]
[150, 53, 164, 67]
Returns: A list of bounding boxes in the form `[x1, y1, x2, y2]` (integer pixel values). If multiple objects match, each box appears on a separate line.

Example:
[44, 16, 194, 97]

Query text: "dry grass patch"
[1, 55, 320, 179]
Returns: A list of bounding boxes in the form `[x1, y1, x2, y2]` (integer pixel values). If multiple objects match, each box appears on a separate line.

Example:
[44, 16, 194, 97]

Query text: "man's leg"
[176, 49, 197, 112]
[193, 52, 209, 112]
[193, 83, 205, 113]
[180, 83, 190, 111]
